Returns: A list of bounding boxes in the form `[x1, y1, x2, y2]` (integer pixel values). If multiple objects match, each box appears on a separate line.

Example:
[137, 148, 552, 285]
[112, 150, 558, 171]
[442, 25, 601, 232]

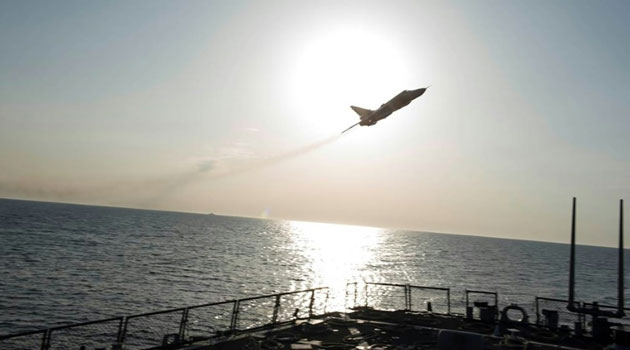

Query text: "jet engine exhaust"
[341, 122, 360, 134]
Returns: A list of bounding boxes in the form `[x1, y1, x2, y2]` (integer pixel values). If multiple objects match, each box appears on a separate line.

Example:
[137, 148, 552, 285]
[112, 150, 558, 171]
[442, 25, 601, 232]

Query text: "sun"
[287, 26, 411, 136]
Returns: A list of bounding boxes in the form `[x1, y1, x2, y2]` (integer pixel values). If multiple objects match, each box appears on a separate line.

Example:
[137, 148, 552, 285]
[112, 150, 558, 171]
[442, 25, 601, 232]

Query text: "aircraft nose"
[410, 87, 427, 98]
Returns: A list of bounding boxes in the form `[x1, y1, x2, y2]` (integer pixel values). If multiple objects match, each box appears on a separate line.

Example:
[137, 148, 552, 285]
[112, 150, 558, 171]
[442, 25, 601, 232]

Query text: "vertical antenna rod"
[617, 199, 625, 317]
[568, 197, 577, 310]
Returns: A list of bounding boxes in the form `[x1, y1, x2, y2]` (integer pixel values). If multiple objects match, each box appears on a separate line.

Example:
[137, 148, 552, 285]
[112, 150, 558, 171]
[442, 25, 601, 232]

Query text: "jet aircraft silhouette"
[342, 87, 428, 133]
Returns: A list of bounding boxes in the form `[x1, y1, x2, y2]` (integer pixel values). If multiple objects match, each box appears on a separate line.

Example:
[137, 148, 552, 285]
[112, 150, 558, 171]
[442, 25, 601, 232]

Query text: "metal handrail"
[0, 328, 47, 340]
[359, 282, 451, 314]
[408, 284, 451, 314]
[534, 296, 581, 327]
[0, 328, 48, 350]
[8, 283, 629, 350]
[364, 282, 409, 310]
[46, 316, 125, 349]
[465, 289, 498, 307]
[0, 287, 329, 350]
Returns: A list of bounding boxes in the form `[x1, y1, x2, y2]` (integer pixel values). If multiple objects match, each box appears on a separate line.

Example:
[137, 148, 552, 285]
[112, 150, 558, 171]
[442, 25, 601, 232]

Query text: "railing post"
[308, 290, 315, 318]
[495, 293, 499, 318]
[534, 297, 540, 326]
[230, 300, 240, 331]
[584, 302, 589, 330]
[364, 283, 369, 307]
[47, 330, 53, 350]
[116, 317, 125, 345]
[272, 295, 281, 324]
[447, 289, 451, 315]
[120, 317, 130, 346]
[179, 308, 189, 341]
[40, 329, 49, 350]
[353, 283, 358, 308]
[345, 282, 357, 309]
[405, 284, 410, 311]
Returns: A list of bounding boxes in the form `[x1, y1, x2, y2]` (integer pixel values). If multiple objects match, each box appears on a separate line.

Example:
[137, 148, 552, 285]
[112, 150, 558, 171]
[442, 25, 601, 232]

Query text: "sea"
[0, 198, 626, 338]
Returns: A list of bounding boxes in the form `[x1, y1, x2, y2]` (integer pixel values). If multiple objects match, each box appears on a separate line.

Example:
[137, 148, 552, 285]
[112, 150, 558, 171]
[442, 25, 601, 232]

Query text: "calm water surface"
[0, 198, 625, 334]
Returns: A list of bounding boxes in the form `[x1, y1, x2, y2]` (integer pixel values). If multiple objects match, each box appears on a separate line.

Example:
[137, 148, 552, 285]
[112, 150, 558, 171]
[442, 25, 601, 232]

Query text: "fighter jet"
[342, 87, 428, 133]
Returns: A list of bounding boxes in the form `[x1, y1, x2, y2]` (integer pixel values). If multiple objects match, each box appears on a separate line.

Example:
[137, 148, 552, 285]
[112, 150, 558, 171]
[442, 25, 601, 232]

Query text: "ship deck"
[181, 308, 607, 350]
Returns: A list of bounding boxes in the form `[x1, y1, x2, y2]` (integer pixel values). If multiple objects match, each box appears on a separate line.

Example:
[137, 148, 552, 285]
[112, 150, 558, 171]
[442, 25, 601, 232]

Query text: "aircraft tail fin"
[350, 106, 373, 120]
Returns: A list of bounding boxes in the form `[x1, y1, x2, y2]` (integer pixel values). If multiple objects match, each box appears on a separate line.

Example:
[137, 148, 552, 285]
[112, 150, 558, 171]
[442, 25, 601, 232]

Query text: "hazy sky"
[1, 1, 629, 246]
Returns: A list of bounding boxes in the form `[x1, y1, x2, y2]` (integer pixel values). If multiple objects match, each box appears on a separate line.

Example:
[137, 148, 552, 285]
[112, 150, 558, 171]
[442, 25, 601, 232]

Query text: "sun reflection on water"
[288, 220, 383, 309]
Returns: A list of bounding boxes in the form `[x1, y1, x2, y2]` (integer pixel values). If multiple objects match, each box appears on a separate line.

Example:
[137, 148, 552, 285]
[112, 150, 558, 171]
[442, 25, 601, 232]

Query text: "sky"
[1, 1, 629, 247]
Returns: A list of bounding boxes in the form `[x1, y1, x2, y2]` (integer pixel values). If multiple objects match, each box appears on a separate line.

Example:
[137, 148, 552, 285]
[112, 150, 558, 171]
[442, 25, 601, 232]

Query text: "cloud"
[198, 160, 216, 173]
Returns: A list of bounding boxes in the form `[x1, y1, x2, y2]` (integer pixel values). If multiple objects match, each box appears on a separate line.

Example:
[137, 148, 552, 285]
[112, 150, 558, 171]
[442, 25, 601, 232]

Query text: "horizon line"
[0, 196, 620, 250]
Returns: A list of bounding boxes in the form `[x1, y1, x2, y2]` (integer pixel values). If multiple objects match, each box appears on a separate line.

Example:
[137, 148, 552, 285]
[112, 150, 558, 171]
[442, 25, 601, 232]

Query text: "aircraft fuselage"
[355, 88, 427, 126]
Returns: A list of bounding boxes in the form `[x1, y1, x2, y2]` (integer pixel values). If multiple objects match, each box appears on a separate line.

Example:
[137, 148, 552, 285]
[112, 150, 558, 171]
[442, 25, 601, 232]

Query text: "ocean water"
[0, 198, 626, 336]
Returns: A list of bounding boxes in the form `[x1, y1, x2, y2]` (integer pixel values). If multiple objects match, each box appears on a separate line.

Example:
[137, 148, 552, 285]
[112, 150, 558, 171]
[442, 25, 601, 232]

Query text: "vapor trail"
[139, 134, 343, 205]
[209, 134, 342, 178]
[0, 134, 344, 207]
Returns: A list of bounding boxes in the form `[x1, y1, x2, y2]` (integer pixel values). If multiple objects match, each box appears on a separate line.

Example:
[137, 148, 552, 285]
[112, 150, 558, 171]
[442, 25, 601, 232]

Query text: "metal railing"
[365, 282, 409, 311]
[534, 297, 581, 328]
[0, 329, 48, 350]
[347, 281, 630, 332]
[583, 301, 630, 314]
[230, 288, 328, 331]
[346, 282, 451, 314]
[345, 282, 359, 309]
[5, 282, 630, 349]
[409, 285, 451, 314]
[122, 306, 189, 349]
[0, 287, 328, 350]
[47, 316, 124, 350]
[534, 297, 630, 329]
[465, 289, 498, 310]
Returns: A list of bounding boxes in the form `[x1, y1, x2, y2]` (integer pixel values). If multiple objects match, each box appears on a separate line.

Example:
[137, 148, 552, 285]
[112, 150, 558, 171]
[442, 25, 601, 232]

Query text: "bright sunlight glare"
[288, 27, 411, 136]
[288, 220, 383, 309]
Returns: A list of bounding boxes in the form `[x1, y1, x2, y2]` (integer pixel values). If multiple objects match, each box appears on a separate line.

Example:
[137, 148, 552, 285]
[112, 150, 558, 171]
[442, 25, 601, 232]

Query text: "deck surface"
[181, 308, 606, 350]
